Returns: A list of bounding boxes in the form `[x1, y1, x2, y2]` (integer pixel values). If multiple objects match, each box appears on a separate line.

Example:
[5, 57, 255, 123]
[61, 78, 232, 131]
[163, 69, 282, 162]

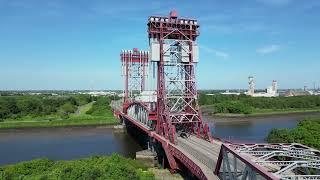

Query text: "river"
[206, 112, 320, 143]
[0, 112, 319, 165]
[0, 127, 142, 165]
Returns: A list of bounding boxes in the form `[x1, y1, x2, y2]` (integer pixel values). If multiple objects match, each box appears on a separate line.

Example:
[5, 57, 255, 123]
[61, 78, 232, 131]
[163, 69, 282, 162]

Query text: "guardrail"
[214, 143, 320, 180]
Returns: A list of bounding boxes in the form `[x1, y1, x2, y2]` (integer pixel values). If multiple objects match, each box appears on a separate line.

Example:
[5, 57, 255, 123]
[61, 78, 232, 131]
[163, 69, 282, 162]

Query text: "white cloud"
[200, 45, 230, 59]
[256, 45, 281, 54]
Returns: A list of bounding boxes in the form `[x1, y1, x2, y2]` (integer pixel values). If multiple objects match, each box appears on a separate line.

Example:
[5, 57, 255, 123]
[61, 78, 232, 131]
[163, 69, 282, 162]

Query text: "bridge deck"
[116, 110, 222, 179]
[177, 135, 221, 179]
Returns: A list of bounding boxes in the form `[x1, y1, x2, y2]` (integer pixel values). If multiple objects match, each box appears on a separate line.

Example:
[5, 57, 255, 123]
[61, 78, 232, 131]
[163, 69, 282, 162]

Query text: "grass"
[150, 168, 183, 180]
[0, 118, 118, 129]
[74, 102, 94, 116]
[0, 102, 119, 129]
[204, 105, 320, 117]
[247, 108, 320, 117]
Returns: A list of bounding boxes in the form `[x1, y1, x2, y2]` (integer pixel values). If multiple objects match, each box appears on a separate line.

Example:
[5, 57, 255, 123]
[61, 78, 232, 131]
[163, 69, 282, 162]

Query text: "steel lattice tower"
[147, 11, 210, 143]
[120, 48, 149, 104]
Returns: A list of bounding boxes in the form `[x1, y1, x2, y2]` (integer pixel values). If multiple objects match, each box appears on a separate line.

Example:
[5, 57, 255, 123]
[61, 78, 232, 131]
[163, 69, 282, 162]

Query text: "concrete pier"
[113, 124, 126, 133]
[136, 149, 157, 167]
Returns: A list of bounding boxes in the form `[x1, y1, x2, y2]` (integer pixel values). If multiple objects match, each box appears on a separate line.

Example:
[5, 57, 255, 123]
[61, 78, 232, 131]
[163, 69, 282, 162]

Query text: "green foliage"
[0, 154, 154, 180]
[86, 96, 112, 116]
[60, 103, 77, 114]
[0, 97, 19, 119]
[72, 94, 93, 106]
[266, 118, 320, 149]
[214, 101, 252, 114]
[0, 94, 119, 129]
[266, 129, 293, 143]
[0, 95, 93, 120]
[199, 94, 320, 115]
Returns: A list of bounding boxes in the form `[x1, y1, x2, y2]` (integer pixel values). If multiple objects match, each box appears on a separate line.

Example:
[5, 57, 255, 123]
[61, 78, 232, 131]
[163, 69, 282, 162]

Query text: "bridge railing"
[110, 99, 123, 113]
[214, 144, 280, 180]
[214, 143, 320, 180]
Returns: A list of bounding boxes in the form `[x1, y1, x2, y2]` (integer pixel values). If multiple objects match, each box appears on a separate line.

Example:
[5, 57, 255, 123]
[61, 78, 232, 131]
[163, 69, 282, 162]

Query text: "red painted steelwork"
[146, 10, 213, 173]
[147, 11, 210, 143]
[122, 113, 150, 135]
[214, 144, 280, 180]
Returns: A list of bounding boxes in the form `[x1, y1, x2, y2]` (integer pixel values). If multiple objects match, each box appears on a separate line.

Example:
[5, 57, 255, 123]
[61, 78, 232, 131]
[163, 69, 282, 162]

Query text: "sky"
[0, 0, 319, 90]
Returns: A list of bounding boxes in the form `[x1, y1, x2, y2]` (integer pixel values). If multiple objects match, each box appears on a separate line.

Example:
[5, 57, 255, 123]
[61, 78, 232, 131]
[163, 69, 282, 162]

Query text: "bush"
[86, 96, 112, 116]
[266, 118, 320, 149]
[0, 95, 94, 120]
[60, 103, 77, 114]
[214, 101, 253, 114]
[266, 129, 293, 143]
[0, 154, 154, 180]
[199, 94, 320, 110]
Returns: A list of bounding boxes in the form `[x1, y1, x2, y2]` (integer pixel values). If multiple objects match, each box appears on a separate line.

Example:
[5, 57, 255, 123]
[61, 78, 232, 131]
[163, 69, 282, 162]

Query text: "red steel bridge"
[111, 11, 320, 180]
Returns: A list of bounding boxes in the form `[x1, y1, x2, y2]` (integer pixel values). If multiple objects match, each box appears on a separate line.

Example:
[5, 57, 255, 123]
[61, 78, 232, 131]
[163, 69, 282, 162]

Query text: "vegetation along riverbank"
[266, 117, 320, 149]
[0, 94, 119, 129]
[200, 94, 320, 117]
[0, 154, 154, 180]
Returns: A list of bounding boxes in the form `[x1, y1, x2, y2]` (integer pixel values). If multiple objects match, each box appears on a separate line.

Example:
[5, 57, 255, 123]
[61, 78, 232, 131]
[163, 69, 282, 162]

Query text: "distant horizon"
[0, 88, 317, 92]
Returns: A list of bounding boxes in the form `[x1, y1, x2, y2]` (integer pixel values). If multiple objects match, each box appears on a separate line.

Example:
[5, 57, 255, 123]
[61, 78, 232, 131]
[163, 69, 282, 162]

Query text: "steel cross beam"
[217, 143, 320, 180]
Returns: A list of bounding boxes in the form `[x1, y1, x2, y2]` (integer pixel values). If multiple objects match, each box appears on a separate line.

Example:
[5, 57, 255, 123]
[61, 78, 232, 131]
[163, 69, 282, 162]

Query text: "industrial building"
[245, 76, 279, 97]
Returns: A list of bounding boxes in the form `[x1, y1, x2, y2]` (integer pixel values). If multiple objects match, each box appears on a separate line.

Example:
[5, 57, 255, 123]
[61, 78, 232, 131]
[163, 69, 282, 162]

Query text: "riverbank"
[0, 154, 155, 179]
[266, 117, 320, 149]
[204, 112, 320, 142]
[0, 99, 119, 129]
[202, 105, 320, 118]
[0, 154, 184, 180]
[0, 127, 183, 179]
[0, 126, 143, 165]
[0, 95, 120, 129]
[205, 112, 320, 123]
[0, 118, 119, 129]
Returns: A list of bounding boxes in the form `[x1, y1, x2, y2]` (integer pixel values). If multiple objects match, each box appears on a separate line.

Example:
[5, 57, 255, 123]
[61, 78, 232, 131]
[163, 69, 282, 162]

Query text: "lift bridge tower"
[120, 48, 149, 111]
[148, 11, 211, 143]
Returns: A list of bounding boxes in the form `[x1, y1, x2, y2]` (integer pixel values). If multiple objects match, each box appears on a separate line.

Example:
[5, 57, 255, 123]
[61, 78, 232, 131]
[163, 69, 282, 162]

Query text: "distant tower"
[248, 76, 255, 95]
[120, 48, 149, 102]
[272, 80, 278, 93]
[304, 85, 308, 92]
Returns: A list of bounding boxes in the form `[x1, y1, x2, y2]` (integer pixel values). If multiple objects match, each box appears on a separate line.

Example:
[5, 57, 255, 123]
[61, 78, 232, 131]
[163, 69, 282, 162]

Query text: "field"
[0, 94, 119, 129]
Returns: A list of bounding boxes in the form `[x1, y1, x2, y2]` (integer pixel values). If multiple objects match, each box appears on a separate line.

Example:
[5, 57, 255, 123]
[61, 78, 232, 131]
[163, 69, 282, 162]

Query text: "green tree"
[61, 103, 76, 114]
[266, 118, 320, 149]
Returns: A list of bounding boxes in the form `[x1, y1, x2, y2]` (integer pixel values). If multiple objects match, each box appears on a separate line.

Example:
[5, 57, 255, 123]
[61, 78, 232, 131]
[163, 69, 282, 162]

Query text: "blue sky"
[0, 0, 319, 90]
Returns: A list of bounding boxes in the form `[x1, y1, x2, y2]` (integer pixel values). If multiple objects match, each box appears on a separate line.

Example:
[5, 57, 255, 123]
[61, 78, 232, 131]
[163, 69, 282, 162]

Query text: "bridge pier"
[136, 149, 157, 167]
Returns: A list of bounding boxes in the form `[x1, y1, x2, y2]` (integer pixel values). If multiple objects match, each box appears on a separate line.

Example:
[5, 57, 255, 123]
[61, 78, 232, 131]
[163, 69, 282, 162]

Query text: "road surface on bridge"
[114, 105, 222, 179]
[177, 135, 221, 179]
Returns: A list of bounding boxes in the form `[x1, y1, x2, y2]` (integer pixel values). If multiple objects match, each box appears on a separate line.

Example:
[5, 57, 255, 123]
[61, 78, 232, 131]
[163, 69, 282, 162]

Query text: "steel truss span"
[215, 143, 320, 180]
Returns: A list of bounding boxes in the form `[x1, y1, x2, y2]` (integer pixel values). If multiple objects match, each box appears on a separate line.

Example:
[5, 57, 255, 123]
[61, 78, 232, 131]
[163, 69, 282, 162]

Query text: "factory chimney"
[272, 80, 278, 93]
[248, 76, 255, 95]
